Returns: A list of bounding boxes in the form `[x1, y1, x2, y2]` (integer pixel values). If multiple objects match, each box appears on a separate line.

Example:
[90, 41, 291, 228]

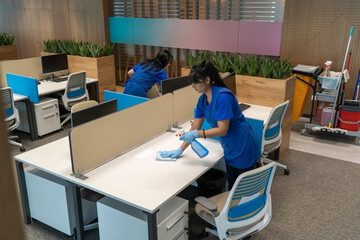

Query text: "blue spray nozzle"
[350, 27, 354, 36]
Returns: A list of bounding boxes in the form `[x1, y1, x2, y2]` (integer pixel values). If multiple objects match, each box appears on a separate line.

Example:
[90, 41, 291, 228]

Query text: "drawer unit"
[33, 97, 61, 136]
[97, 196, 189, 240]
[24, 167, 97, 236]
[15, 97, 61, 136]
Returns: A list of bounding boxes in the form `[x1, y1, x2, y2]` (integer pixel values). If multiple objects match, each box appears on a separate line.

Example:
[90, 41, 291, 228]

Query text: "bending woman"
[160, 60, 260, 190]
[124, 50, 173, 98]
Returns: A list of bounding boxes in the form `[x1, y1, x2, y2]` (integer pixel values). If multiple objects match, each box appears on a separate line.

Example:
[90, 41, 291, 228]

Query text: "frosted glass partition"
[69, 93, 173, 176]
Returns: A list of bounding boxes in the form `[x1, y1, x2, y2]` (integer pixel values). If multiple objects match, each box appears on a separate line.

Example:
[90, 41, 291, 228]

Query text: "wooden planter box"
[181, 67, 190, 77]
[0, 45, 17, 61]
[67, 55, 116, 102]
[235, 74, 296, 157]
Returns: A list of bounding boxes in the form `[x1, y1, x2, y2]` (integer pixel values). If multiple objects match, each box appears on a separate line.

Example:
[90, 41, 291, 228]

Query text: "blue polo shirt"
[195, 85, 260, 169]
[123, 63, 168, 98]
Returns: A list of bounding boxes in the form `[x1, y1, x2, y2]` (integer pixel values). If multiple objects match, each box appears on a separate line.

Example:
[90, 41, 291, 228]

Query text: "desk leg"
[70, 184, 85, 240]
[15, 161, 31, 224]
[94, 82, 99, 102]
[24, 99, 38, 141]
[144, 210, 159, 240]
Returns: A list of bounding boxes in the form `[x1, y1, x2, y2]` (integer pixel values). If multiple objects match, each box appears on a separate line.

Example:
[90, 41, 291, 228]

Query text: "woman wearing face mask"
[160, 60, 260, 190]
[124, 50, 173, 98]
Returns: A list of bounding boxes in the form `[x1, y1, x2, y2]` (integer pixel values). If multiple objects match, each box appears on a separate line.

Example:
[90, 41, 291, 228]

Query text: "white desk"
[15, 121, 224, 240]
[37, 78, 98, 97]
[16, 78, 98, 141]
[15, 104, 273, 240]
[243, 103, 273, 123]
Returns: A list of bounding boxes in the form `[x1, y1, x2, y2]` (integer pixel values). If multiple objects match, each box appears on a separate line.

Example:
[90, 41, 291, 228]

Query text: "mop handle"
[353, 70, 360, 100]
[328, 26, 354, 128]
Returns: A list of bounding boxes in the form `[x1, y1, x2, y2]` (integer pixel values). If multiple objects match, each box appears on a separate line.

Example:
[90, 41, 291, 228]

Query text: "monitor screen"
[71, 99, 118, 127]
[161, 76, 192, 95]
[41, 53, 68, 75]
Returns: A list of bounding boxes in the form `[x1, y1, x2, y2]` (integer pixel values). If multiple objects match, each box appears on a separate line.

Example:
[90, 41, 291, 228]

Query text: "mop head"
[155, 151, 177, 161]
[312, 126, 348, 135]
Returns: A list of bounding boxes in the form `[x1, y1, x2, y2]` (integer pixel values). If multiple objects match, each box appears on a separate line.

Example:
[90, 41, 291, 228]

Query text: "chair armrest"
[195, 196, 220, 217]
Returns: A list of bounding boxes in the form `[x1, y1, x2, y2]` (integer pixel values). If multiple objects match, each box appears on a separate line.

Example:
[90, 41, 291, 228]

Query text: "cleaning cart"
[300, 26, 360, 145]
[300, 71, 360, 145]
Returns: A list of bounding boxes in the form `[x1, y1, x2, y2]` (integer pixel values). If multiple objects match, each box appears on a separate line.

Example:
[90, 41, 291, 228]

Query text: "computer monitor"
[71, 99, 118, 127]
[41, 53, 68, 80]
[161, 76, 192, 95]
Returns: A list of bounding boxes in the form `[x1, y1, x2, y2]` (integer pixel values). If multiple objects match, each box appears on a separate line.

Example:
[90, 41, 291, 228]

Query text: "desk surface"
[14, 93, 28, 101]
[14, 104, 272, 214]
[15, 121, 224, 213]
[37, 78, 98, 96]
[243, 103, 273, 123]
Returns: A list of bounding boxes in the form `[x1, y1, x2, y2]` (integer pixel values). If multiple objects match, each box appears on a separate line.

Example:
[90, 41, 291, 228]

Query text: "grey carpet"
[10, 126, 360, 240]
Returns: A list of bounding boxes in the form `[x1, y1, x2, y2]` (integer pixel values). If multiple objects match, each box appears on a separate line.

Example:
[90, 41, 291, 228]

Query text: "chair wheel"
[20, 147, 26, 152]
[284, 168, 290, 175]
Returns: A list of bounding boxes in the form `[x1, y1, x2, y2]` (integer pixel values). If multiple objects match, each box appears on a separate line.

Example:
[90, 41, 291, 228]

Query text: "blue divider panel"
[104, 90, 149, 111]
[245, 118, 263, 155]
[6, 73, 39, 103]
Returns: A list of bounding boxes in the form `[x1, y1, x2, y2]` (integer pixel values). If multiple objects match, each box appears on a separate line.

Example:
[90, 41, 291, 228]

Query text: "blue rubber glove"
[159, 148, 183, 159]
[179, 130, 199, 143]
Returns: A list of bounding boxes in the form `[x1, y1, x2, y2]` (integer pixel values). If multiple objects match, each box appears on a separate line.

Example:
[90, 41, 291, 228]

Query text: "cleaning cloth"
[155, 151, 177, 161]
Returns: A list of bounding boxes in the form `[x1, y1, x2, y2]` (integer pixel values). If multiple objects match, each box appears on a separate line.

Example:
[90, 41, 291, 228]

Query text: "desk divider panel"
[69, 93, 174, 176]
[0, 57, 44, 87]
[104, 90, 149, 111]
[173, 85, 200, 126]
[6, 73, 39, 103]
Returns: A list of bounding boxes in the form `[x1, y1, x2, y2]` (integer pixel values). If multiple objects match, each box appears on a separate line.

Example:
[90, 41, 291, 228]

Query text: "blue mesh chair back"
[1, 87, 14, 118]
[66, 71, 87, 99]
[228, 164, 275, 222]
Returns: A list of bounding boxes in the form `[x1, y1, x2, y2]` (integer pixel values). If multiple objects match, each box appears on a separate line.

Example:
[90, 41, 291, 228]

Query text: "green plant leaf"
[102, 43, 114, 56]
[210, 54, 230, 73]
[230, 54, 246, 75]
[0, 33, 15, 45]
[245, 55, 260, 76]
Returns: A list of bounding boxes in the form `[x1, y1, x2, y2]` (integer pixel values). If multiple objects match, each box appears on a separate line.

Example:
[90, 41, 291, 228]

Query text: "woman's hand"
[179, 130, 199, 143]
[159, 148, 183, 159]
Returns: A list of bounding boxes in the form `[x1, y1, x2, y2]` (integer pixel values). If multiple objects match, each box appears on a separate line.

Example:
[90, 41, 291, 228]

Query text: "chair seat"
[195, 191, 264, 233]
[195, 191, 229, 226]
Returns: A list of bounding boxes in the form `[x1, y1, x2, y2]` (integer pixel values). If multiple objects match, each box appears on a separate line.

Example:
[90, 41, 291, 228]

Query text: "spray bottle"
[324, 60, 332, 77]
[176, 129, 209, 158]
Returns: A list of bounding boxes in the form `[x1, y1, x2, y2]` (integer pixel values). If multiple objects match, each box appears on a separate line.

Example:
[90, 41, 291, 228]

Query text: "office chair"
[70, 100, 98, 127]
[195, 162, 277, 240]
[260, 100, 290, 175]
[147, 84, 160, 99]
[60, 71, 89, 127]
[1, 87, 25, 152]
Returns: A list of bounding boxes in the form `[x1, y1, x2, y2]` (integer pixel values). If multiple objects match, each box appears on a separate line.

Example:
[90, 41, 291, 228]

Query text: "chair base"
[9, 138, 25, 152]
[260, 157, 290, 175]
[60, 114, 70, 127]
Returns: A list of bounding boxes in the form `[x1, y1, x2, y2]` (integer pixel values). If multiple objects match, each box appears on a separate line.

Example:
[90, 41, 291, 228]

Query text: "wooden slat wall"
[281, 0, 360, 112]
[0, 0, 106, 59]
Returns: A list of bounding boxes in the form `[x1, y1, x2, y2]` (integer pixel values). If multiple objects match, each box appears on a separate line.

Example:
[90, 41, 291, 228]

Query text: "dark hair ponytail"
[189, 60, 226, 88]
[140, 50, 173, 72]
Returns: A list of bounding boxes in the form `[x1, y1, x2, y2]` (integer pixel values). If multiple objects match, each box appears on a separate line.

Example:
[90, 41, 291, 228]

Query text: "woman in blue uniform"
[124, 50, 173, 98]
[160, 60, 260, 190]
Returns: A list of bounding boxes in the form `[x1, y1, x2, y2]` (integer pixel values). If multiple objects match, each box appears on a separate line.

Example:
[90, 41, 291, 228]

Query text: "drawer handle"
[44, 113, 55, 119]
[42, 105, 54, 110]
[166, 214, 185, 231]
